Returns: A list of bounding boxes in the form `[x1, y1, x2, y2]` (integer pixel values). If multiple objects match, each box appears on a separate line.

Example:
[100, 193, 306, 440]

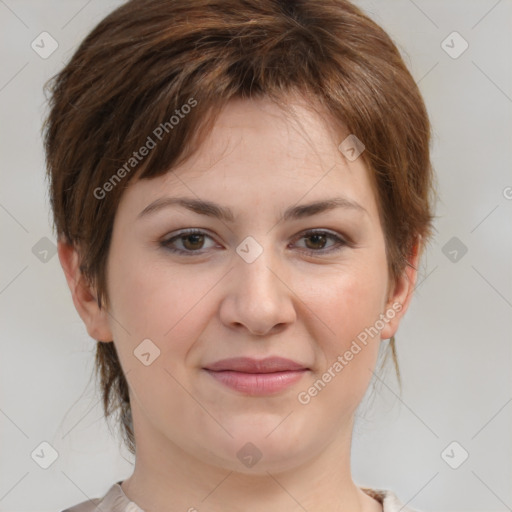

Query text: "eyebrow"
[137, 195, 368, 222]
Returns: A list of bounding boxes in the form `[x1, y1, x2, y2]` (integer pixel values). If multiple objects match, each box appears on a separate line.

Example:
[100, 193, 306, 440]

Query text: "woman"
[44, 0, 436, 510]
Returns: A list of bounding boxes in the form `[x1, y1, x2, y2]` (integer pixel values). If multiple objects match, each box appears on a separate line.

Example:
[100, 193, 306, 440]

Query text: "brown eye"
[304, 233, 328, 250]
[181, 233, 205, 250]
[294, 230, 347, 255]
[161, 229, 216, 254]
[161, 228, 347, 257]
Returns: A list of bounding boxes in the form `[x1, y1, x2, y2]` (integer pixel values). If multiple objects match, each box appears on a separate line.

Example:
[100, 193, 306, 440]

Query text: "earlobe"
[379, 238, 421, 340]
[57, 239, 113, 343]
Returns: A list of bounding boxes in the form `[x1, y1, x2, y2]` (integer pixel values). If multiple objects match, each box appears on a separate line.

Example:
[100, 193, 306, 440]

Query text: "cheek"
[299, 254, 388, 400]
[107, 232, 389, 372]
[106, 246, 219, 359]
[309, 260, 389, 343]
[297, 272, 386, 419]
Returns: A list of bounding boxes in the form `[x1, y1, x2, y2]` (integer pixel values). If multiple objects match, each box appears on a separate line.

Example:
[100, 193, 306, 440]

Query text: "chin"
[192, 425, 315, 475]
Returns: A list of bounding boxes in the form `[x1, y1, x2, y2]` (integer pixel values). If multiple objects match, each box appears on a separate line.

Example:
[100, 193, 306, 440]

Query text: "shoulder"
[60, 481, 142, 512]
[361, 487, 422, 512]
[60, 495, 101, 512]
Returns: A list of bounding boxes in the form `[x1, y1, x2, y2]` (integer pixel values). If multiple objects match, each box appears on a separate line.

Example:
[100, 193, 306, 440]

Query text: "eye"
[160, 229, 217, 254]
[292, 229, 347, 255]
[160, 228, 348, 256]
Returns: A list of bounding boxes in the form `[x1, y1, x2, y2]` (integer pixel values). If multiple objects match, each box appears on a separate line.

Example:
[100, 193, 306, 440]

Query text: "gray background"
[1, 1, 511, 511]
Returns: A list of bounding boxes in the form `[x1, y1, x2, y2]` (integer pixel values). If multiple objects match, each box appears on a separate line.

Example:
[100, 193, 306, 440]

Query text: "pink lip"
[203, 357, 309, 395]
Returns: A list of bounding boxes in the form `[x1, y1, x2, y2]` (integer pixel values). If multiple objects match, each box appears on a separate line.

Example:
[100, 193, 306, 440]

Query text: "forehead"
[118, 96, 380, 224]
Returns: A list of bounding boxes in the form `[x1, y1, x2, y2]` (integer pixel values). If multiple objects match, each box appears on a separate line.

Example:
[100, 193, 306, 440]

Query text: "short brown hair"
[43, 0, 436, 456]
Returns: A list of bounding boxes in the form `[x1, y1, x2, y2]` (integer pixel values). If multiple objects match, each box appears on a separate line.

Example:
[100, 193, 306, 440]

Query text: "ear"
[57, 239, 113, 343]
[379, 237, 421, 341]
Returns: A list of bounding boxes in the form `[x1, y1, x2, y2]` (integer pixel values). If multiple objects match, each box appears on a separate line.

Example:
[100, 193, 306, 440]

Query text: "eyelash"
[160, 228, 348, 256]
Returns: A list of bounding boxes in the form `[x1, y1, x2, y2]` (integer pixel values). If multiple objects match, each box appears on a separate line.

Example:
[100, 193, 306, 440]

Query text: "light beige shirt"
[61, 480, 420, 511]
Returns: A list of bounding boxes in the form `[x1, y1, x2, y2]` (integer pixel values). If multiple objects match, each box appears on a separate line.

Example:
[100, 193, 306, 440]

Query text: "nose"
[219, 243, 297, 336]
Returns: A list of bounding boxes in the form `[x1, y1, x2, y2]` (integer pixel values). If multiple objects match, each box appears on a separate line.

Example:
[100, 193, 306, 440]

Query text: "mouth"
[202, 357, 310, 395]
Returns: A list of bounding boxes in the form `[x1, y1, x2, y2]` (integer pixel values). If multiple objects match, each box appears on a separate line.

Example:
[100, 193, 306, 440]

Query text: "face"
[60, 95, 417, 474]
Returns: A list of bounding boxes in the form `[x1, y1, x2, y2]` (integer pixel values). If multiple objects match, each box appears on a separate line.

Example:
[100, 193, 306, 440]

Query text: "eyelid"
[290, 228, 349, 254]
[291, 228, 348, 244]
[160, 228, 219, 252]
[160, 227, 349, 256]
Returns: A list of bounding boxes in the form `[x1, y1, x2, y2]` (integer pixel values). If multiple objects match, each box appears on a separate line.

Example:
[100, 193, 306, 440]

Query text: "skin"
[58, 94, 419, 512]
